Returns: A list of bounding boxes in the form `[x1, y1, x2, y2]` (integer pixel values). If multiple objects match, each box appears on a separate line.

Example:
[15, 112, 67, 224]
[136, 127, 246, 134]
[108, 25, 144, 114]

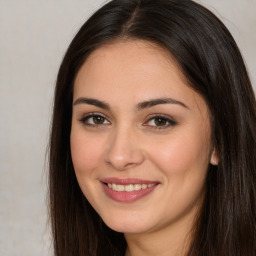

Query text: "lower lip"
[102, 183, 158, 203]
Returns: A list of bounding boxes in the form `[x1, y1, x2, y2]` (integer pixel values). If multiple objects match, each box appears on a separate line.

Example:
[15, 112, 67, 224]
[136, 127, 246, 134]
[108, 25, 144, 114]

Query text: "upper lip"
[100, 177, 160, 185]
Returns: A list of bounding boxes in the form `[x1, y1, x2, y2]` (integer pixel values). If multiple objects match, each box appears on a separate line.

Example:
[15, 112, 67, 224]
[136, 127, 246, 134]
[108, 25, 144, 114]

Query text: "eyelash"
[144, 114, 177, 129]
[79, 112, 110, 127]
[79, 112, 177, 129]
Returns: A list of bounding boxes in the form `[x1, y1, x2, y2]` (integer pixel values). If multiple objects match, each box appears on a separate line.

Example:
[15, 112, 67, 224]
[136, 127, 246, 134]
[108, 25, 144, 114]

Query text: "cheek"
[70, 128, 105, 176]
[145, 130, 210, 221]
[148, 127, 211, 178]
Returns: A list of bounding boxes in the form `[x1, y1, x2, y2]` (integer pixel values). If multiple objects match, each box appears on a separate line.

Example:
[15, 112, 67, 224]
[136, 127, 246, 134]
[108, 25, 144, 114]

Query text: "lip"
[101, 177, 159, 185]
[100, 177, 160, 203]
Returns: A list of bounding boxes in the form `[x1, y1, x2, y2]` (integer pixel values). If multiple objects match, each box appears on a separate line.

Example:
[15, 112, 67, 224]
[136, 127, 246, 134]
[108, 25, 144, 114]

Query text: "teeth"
[134, 184, 141, 190]
[124, 184, 134, 192]
[107, 183, 155, 192]
[116, 185, 124, 191]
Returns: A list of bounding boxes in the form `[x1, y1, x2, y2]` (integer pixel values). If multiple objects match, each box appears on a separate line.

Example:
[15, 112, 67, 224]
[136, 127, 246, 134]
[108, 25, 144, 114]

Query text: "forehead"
[83, 39, 180, 71]
[75, 40, 185, 91]
[73, 39, 207, 114]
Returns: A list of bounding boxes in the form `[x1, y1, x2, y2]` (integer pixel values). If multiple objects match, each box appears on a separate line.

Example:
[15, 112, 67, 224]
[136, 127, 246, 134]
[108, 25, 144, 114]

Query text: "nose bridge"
[104, 123, 144, 170]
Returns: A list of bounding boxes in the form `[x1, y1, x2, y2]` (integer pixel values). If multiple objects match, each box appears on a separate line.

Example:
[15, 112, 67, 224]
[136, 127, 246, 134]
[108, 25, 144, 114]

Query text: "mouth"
[100, 178, 159, 203]
[106, 183, 156, 192]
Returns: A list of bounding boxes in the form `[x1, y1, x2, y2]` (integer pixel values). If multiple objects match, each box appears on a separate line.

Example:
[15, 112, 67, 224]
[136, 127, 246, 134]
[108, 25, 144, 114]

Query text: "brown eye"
[93, 116, 105, 124]
[154, 118, 167, 126]
[80, 113, 110, 126]
[145, 115, 177, 129]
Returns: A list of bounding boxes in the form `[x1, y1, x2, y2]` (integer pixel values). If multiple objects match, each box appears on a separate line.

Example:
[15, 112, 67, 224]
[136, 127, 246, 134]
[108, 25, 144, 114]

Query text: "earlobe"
[210, 148, 219, 166]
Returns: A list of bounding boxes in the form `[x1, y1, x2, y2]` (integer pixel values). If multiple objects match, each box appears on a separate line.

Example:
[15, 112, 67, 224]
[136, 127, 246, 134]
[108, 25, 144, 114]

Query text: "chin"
[101, 212, 155, 234]
[105, 222, 148, 234]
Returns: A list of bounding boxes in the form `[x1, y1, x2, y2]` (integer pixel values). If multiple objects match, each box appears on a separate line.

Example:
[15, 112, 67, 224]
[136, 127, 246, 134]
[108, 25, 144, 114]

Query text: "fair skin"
[70, 40, 218, 256]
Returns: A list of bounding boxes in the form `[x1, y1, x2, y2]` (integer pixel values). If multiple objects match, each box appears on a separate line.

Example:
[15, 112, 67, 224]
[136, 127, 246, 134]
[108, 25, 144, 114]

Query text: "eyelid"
[78, 112, 177, 129]
[143, 113, 177, 129]
[79, 112, 111, 126]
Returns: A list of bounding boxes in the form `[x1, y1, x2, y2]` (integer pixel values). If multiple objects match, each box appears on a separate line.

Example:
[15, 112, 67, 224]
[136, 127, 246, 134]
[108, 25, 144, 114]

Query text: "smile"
[107, 183, 156, 192]
[101, 178, 159, 202]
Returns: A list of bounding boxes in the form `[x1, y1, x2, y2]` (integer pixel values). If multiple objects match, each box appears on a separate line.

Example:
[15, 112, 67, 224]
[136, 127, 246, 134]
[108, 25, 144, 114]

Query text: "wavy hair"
[49, 0, 256, 255]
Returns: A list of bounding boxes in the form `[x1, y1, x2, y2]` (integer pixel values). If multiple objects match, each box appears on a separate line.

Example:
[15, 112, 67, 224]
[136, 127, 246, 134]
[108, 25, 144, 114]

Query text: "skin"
[70, 40, 218, 256]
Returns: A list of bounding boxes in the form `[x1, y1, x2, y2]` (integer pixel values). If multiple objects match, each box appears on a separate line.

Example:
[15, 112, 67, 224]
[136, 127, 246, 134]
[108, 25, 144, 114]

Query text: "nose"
[104, 127, 145, 170]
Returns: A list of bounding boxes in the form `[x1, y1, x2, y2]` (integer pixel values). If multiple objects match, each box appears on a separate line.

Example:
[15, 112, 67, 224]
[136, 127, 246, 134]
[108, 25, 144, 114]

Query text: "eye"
[80, 113, 110, 126]
[145, 115, 177, 129]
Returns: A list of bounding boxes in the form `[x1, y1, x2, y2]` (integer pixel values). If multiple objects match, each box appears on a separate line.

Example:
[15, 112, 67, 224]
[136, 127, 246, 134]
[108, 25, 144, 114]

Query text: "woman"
[49, 0, 256, 255]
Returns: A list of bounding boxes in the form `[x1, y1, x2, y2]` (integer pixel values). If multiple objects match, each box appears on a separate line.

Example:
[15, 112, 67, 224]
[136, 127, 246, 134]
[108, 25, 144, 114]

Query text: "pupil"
[155, 118, 166, 126]
[93, 116, 104, 124]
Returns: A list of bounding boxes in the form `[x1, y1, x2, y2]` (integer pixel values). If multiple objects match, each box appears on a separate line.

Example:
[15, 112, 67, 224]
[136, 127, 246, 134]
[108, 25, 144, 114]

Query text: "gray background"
[0, 0, 255, 255]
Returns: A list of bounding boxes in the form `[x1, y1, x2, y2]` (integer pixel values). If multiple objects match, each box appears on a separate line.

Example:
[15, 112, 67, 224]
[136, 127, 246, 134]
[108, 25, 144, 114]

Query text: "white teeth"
[124, 184, 134, 192]
[134, 184, 142, 190]
[107, 183, 155, 192]
[116, 185, 124, 191]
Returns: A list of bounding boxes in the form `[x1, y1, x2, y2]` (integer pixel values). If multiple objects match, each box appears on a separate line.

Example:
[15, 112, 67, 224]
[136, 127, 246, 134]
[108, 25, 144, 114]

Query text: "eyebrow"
[73, 97, 188, 110]
[73, 97, 110, 110]
[137, 98, 189, 110]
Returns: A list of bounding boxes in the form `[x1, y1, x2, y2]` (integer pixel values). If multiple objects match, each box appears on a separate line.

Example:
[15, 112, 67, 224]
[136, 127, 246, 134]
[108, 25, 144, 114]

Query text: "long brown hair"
[49, 0, 256, 255]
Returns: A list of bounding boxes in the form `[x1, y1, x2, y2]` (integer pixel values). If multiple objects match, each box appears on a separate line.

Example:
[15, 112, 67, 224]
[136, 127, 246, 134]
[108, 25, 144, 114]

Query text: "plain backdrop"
[0, 0, 255, 255]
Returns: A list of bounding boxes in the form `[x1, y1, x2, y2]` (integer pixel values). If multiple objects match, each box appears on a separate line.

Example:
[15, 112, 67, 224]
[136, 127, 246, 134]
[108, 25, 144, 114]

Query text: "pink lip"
[100, 177, 160, 203]
[101, 177, 159, 185]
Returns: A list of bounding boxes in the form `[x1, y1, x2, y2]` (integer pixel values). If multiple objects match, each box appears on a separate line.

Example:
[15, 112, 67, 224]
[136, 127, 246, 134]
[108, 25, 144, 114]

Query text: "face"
[70, 40, 217, 235]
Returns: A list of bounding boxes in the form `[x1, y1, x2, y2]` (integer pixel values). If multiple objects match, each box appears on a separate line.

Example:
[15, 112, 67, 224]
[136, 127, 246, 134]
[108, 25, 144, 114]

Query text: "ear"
[210, 147, 219, 166]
